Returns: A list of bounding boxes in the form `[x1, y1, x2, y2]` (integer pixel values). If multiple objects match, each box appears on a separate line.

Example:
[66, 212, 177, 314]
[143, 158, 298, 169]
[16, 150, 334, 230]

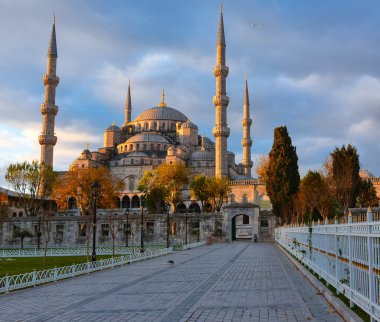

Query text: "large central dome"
[134, 106, 188, 122]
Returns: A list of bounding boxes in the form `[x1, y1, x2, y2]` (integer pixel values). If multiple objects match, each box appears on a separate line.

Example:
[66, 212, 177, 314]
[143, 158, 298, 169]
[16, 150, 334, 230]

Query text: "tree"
[255, 155, 269, 183]
[300, 171, 333, 221]
[190, 175, 210, 212]
[14, 229, 33, 249]
[138, 170, 168, 213]
[356, 178, 379, 208]
[206, 177, 230, 212]
[293, 191, 307, 224]
[266, 126, 300, 222]
[156, 163, 189, 212]
[105, 215, 120, 257]
[330, 145, 360, 215]
[52, 167, 125, 215]
[5, 161, 55, 217]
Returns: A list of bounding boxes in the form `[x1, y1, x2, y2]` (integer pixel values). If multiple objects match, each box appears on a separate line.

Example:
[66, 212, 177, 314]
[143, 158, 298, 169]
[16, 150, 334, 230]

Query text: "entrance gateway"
[223, 203, 260, 242]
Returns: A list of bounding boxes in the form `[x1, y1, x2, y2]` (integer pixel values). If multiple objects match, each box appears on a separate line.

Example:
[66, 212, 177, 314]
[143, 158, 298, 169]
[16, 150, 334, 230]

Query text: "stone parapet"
[213, 95, 229, 107]
[213, 64, 229, 77]
[38, 134, 57, 146]
[40, 103, 58, 115]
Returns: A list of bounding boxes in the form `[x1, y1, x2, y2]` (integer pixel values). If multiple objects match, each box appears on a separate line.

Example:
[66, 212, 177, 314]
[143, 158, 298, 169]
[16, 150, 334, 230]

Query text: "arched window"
[143, 144, 146, 150]
[131, 195, 140, 208]
[122, 195, 130, 208]
[136, 144, 140, 151]
[177, 203, 187, 213]
[197, 162, 201, 167]
[157, 144, 161, 150]
[136, 124, 141, 132]
[189, 203, 201, 213]
[144, 123, 148, 130]
[150, 143, 154, 150]
[130, 159, 134, 165]
[128, 177, 135, 191]
[153, 122, 157, 130]
[162, 123, 166, 130]
[242, 215, 249, 225]
[129, 144, 133, 151]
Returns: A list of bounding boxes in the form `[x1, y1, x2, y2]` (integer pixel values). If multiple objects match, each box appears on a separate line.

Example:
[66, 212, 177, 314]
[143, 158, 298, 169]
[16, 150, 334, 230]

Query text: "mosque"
[36, 6, 274, 242]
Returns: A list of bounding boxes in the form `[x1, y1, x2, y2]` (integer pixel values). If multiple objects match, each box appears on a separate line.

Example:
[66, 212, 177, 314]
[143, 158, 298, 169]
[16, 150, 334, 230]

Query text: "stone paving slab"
[0, 243, 344, 321]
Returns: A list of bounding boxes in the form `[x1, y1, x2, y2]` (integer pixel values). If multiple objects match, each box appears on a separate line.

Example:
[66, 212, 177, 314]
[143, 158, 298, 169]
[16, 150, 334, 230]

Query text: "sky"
[0, 0, 379, 188]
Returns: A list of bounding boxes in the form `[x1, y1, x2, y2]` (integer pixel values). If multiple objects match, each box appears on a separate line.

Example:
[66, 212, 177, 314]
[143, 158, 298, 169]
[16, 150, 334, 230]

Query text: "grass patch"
[0, 255, 113, 277]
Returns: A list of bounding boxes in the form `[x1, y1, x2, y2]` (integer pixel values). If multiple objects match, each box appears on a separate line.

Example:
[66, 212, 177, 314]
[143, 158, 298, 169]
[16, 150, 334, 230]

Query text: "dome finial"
[201, 135, 206, 151]
[86, 143, 90, 150]
[53, 12, 56, 25]
[158, 88, 167, 107]
[112, 120, 116, 126]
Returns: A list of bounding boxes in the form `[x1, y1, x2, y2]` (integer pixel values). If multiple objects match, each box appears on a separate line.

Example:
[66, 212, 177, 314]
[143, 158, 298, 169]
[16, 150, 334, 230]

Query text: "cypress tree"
[266, 126, 300, 222]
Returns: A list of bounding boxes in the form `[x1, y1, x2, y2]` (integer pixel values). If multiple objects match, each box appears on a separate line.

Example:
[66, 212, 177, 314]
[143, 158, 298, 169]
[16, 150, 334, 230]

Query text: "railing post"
[54, 266, 58, 281]
[348, 211, 354, 308]
[32, 270, 36, 287]
[335, 218, 339, 295]
[4, 274, 9, 293]
[71, 263, 75, 277]
[367, 207, 376, 321]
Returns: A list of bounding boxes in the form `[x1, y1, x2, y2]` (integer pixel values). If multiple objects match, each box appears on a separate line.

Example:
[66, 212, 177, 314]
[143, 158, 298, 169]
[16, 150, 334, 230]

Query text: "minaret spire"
[39, 15, 59, 168]
[242, 76, 253, 177]
[213, 3, 230, 178]
[158, 88, 167, 107]
[123, 78, 132, 125]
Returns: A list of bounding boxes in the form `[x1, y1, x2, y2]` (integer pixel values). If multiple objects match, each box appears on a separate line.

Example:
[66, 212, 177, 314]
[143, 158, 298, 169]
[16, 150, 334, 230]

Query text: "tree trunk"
[44, 240, 48, 269]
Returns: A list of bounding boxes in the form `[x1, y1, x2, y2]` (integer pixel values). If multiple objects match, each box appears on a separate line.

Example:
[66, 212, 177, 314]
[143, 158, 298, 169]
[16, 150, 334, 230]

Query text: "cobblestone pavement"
[0, 243, 344, 322]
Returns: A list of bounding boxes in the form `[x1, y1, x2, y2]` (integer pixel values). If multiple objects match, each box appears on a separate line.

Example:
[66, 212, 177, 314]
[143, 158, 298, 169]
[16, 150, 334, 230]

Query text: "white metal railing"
[275, 208, 380, 322]
[177, 240, 206, 250]
[0, 245, 165, 257]
[0, 247, 172, 294]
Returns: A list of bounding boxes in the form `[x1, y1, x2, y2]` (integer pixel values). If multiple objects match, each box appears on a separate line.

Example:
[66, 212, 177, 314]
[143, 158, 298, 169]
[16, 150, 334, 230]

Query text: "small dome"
[106, 121, 121, 132]
[181, 118, 198, 129]
[80, 149, 91, 160]
[126, 133, 169, 144]
[190, 149, 215, 161]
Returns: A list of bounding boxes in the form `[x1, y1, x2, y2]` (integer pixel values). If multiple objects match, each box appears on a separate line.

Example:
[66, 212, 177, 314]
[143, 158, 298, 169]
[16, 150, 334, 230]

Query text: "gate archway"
[231, 214, 252, 241]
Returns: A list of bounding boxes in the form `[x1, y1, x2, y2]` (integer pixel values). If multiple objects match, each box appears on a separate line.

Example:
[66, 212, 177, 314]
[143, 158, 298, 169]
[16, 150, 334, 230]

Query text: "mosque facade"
[0, 5, 276, 244]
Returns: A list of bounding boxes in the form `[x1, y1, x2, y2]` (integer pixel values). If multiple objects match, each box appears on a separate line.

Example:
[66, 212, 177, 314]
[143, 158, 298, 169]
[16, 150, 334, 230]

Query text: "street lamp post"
[185, 212, 188, 245]
[197, 214, 200, 242]
[91, 181, 101, 262]
[140, 197, 145, 253]
[125, 208, 129, 248]
[166, 203, 170, 248]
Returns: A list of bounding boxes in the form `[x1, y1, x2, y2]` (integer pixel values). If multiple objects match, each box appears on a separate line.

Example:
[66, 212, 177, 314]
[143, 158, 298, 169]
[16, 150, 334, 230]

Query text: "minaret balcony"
[43, 74, 60, 86]
[213, 65, 229, 77]
[213, 95, 229, 106]
[243, 161, 253, 168]
[40, 103, 58, 115]
[241, 138, 253, 147]
[241, 118, 252, 127]
[213, 126, 230, 138]
[39, 134, 57, 145]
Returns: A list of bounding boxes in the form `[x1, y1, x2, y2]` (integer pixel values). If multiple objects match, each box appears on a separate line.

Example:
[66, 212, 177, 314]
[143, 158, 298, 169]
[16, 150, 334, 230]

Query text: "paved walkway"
[0, 243, 343, 322]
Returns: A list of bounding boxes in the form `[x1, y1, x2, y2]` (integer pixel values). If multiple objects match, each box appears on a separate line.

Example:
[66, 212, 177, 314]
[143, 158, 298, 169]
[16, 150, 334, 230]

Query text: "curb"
[277, 244, 362, 322]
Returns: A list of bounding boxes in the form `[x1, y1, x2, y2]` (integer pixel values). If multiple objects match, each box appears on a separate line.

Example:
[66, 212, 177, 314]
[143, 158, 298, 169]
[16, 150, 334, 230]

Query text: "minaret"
[123, 79, 132, 126]
[39, 16, 59, 167]
[242, 77, 253, 177]
[213, 2, 230, 178]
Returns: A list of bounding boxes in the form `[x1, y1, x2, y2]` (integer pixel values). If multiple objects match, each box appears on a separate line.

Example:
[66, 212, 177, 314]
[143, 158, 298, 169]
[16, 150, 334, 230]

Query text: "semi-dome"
[181, 118, 198, 129]
[134, 106, 188, 122]
[190, 149, 214, 161]
[125, 133, 169, 144]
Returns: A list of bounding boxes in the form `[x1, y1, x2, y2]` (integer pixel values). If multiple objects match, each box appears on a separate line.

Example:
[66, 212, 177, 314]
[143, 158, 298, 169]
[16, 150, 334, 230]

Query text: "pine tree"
[266, 126, 300, 222]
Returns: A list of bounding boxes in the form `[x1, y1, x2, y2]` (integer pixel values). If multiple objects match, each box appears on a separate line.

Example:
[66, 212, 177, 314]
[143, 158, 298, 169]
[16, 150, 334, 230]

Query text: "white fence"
[0, 247, 172, 294]
[275, 208, 380, 322]
[177, 240, 206, 250]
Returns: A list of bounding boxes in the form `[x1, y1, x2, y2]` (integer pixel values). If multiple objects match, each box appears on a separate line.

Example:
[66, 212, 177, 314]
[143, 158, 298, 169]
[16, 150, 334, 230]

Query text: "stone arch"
[122, 195, 130, 208]
[231, 214, 251, 241]
[68, 197, 77, 209]
[177, 202, 187, 213]
[189, 202, 201, 213]
[131, 195, 140, 208]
